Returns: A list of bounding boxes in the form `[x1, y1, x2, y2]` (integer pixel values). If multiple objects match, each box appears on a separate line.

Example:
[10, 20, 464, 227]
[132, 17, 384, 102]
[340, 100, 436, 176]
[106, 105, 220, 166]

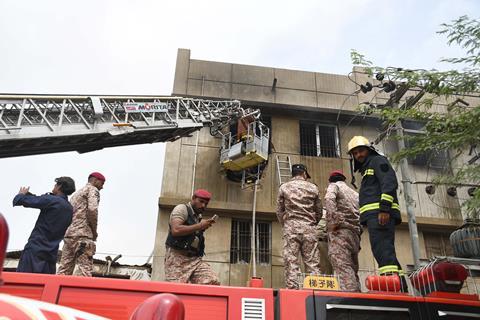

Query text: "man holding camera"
[164, 189, 220, 285]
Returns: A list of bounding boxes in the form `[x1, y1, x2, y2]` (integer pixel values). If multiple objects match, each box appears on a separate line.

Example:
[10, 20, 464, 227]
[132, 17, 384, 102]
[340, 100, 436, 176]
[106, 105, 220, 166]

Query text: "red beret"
[329, 170, 345, 179]
[89, 172, 106, 182]
[193, 189, 211, 200]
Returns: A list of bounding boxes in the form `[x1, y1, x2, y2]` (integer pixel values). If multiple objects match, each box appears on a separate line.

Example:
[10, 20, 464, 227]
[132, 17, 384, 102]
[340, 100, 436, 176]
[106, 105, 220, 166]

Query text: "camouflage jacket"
[276, 176, 322, 227]
[64, 183, 100, 240]
[324, 181, 361, 235]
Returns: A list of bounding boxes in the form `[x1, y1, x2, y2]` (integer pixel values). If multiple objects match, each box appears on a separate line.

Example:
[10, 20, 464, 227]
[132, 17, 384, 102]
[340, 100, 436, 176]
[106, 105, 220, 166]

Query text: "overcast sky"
[0, 0, 478, 265]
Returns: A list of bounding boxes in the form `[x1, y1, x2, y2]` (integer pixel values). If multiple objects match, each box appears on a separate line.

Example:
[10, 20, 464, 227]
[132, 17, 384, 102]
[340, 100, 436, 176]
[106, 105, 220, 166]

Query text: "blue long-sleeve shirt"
[13, 193, 73, 261]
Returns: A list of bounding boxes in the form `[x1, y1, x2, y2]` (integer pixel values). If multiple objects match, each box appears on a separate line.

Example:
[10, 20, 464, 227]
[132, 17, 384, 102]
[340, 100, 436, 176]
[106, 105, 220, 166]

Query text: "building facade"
[152, 49, 475, 287]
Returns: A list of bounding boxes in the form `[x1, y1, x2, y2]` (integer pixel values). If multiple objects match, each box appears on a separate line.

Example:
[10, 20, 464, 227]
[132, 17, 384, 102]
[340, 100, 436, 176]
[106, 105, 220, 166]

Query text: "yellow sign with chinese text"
[303, 275, 340, 290]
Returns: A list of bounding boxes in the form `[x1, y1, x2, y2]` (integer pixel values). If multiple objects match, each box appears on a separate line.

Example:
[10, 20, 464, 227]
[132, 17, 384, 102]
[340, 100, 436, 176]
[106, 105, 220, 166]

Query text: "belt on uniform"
[167, 246, 200, 257]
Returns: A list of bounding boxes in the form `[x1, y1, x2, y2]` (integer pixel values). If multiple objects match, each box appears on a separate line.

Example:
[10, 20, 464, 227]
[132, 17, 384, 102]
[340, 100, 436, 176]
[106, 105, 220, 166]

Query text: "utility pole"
[393, 101, 421, 269]
[251, 177, 259, 278]
[379, 84, 422, 268]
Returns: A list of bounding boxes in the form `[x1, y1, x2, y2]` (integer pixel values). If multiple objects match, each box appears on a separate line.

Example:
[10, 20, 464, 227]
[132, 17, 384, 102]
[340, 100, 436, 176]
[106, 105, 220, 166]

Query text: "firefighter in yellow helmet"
[347, 136, 406, 288]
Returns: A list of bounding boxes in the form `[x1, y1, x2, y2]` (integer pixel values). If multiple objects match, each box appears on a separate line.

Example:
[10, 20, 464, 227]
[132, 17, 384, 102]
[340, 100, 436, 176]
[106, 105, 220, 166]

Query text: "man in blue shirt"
[13, 176, 76, 274]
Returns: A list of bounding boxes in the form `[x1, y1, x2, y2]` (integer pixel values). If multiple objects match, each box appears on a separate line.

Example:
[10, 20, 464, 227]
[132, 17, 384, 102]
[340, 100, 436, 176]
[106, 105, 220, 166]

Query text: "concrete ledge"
[159, 196, 277, 215]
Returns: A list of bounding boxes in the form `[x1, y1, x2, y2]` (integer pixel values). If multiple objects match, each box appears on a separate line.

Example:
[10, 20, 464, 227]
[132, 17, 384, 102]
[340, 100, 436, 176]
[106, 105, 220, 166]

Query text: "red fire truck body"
[1, 270, 479, 319]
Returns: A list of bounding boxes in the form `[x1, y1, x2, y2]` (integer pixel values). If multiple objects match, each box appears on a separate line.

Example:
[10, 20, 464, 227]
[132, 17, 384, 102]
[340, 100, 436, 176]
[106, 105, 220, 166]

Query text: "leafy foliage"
[351, 16, 480, 218]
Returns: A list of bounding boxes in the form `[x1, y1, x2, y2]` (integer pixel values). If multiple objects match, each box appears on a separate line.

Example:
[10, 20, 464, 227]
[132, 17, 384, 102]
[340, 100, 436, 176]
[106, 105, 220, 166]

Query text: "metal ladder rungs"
[276, 155, 292, 187]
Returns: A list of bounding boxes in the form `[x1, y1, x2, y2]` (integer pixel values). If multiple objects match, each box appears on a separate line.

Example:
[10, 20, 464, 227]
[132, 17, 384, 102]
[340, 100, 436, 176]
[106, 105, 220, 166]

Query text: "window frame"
[300, 121, 340, 158]
[230, 219, 272, 265]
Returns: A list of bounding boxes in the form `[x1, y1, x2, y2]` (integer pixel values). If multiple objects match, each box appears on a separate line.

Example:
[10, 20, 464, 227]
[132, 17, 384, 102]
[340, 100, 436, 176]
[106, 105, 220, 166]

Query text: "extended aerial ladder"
[0, 94, 247, 158]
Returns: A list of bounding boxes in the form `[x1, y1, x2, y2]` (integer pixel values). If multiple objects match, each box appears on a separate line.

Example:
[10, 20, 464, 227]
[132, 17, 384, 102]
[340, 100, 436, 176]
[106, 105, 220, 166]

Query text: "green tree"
[351, 16, 480, 218]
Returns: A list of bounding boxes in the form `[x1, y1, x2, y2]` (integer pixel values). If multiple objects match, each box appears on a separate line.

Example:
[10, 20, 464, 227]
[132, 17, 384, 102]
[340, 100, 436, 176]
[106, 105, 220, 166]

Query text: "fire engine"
[0, 95, 479, 319]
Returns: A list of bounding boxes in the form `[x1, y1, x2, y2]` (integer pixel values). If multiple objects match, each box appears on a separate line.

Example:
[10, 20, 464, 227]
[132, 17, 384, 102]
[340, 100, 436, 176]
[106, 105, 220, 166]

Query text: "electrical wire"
[339, 90, 381, 143]
[336, 90, 360, 122]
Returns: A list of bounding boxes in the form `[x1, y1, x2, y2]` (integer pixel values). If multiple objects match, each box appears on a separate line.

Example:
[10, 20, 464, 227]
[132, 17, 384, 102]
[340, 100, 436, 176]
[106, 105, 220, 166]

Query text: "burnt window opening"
[230, 220, 271, 264]
[300, 122, 340, 158]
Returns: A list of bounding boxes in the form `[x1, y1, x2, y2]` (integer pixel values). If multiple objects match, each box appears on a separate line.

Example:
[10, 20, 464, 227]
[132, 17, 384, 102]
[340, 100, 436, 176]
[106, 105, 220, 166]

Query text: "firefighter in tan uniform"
[164, 189, 220, 285]
[324, 170, 361, 292]
[57, 172, 105, 277]
[277, 164, 323, 289]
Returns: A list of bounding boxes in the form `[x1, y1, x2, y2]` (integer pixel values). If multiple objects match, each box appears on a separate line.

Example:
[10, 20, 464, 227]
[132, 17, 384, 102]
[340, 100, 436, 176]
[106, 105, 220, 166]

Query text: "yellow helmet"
[347, 136, 371, 154]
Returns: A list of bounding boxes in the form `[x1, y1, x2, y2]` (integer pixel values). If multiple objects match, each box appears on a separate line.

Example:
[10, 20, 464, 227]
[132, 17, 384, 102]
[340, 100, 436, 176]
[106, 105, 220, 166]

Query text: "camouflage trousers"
[328, 228, 361, 292]
[57, 237, 96, 277]
[164, 247, 220, 285]
[283, 224, 321, 290]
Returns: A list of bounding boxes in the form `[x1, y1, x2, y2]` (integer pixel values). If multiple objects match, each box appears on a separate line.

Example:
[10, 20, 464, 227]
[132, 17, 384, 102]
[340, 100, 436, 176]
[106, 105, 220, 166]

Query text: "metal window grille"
[230, 220, 271, 264]
[300, 122, 340, 158]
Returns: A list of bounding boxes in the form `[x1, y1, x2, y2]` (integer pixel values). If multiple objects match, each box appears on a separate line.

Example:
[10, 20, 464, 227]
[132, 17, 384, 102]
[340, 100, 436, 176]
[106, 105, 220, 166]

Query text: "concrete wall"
[152, 49, 469, 285]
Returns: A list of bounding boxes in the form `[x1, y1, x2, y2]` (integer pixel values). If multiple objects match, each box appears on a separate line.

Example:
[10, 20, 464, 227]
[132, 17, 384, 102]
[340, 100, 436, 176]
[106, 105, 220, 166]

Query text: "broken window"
[300, 122, 340, 158]
[230, 220, 271, 264]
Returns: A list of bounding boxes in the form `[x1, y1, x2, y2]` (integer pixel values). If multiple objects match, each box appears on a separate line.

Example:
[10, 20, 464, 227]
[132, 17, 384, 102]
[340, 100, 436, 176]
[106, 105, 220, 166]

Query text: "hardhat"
[347, 136, 371, 154]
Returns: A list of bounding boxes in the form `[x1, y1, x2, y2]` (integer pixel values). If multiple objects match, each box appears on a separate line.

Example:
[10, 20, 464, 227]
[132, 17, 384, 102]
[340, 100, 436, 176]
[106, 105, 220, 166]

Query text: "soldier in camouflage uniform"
[324, 170, 361, 292]
[164, 189, 220, 285]
[57, 172, 105, 277]
[277, 164, 323, 289]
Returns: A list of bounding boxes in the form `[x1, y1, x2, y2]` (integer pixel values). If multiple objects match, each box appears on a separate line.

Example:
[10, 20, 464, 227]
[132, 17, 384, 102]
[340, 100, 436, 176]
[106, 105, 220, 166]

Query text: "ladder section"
[276, 155, 292, 186]
[0, 95, 244, 158]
